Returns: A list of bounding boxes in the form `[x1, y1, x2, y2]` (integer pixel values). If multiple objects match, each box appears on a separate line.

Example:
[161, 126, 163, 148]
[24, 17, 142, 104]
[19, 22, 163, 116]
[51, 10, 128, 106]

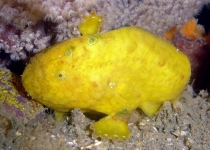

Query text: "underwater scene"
[0, 0, 210, 149]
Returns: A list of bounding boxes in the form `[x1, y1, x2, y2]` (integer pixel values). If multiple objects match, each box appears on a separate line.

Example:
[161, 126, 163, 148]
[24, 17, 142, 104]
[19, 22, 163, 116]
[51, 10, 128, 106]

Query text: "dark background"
[196, 3, 210, 34]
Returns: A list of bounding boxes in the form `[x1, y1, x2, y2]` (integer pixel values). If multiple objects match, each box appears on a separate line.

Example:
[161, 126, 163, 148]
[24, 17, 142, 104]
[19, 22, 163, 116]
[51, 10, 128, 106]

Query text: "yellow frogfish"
[22, 26, 191, 140]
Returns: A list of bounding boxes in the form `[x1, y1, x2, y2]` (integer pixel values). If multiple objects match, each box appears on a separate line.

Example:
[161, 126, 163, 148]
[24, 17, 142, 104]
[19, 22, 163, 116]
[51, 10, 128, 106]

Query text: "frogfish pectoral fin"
[92, 109, 130, 140]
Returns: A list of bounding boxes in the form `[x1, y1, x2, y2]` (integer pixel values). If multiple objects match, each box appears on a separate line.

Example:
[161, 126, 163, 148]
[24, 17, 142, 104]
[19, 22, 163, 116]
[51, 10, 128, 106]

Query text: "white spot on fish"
[109, 82, 116, 88]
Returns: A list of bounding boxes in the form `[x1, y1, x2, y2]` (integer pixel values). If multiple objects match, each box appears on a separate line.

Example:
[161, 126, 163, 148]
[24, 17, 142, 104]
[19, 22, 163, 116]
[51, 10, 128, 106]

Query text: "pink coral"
[0, 0, 209, 62]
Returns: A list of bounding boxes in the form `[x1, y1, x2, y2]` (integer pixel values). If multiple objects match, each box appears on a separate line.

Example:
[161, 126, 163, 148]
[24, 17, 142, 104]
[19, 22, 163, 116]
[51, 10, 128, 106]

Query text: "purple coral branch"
[0, 20, 51, 61]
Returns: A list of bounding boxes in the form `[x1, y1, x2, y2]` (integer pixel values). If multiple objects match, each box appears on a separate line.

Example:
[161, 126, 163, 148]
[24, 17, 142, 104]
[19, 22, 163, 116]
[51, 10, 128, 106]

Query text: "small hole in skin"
[87, 36, 98, 45]
[65, 49, 73, 57]
[56, 72, 67, 80]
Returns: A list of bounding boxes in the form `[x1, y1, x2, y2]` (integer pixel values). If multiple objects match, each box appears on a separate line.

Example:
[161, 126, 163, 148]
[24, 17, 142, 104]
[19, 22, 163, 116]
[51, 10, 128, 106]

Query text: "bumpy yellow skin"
[22, 27, 191, 140]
